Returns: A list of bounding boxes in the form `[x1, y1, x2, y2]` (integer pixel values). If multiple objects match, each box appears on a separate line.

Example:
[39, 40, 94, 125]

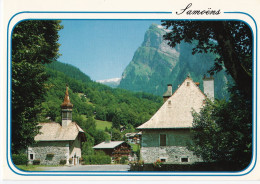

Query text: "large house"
[137, 75, 214, 164]
[28, 86, 86, 165]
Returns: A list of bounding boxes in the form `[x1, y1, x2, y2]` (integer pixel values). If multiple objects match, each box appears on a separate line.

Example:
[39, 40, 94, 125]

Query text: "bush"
[59, 159, 67, 165]
[33, 159, 40, 165]
[153, 159, 162, 168]
[82, 155, 111, 165]
[120, 156, 128, 164]
[12, 154, 28, 165]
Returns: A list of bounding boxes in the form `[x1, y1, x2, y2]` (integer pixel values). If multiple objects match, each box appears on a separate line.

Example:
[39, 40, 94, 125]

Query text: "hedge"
[129, 162, 247, 171]
[82, 155, 111, 165]
[120, 156, 128, 164]
[12, 154, 28, 165]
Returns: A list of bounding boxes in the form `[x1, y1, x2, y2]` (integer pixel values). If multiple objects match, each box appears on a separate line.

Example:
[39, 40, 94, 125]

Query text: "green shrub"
[33, 159, 40, 165]
[95, 150, 106, 156]
[59, 159, 67, 165]
[120, 156, 128, 164]
[82, 154, 111, 165]
[12, 154, 28, 165]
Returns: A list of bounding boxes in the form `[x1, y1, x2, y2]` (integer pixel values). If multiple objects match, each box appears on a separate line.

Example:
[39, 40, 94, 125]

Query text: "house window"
[29, 154, 34, 160]
[187, 82, 190, 86]
[160, 158, 166, 162]
[160, 134, 166, 146]
[181, 157, 189, 162]
[168, 100, 171, 105]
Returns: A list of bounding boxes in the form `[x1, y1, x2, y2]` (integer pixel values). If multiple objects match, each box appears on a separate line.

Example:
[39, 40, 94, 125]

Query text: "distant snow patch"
[96, 78, 121, 83]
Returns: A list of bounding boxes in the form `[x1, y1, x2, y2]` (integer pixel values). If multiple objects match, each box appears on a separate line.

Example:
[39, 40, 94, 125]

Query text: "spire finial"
[61, 85, 73, 108]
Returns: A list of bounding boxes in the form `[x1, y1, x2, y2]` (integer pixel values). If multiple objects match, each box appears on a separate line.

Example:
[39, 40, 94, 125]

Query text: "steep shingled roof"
[137, 77, 206, 129]
[35, 122, 85, 141]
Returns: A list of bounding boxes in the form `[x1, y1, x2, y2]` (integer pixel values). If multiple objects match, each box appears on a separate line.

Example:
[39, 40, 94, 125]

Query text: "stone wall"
[140, 146, 202, 164]
[28, 141, 69, 165]
[140, 129, 202, 164]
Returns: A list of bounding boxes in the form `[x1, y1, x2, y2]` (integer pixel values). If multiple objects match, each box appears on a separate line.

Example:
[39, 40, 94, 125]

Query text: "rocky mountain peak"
[118, 23, 231, 99]
[141, 23, 166, 49]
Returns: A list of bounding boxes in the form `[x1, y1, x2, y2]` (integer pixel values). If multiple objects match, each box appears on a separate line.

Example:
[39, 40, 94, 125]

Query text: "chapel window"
[30, 154, 34, 160]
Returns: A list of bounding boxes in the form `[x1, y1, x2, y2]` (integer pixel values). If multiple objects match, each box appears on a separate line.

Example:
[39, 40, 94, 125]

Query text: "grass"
[130, 143, 140, 152]
[95, 120, 112, 131]
[77, 93, 94, 105]
[16, 164, 60, 171]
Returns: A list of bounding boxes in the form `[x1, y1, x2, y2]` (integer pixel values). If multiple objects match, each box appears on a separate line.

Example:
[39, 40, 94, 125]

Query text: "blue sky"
[58, 20, 161, 81]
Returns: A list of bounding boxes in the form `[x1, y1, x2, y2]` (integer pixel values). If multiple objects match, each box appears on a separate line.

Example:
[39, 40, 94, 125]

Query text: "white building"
[28, 86, 86, 165]
[137, 75, 214, 164]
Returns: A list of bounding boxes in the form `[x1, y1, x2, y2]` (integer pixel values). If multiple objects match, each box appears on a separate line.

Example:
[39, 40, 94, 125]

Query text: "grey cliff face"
[119, 23, 232, 99]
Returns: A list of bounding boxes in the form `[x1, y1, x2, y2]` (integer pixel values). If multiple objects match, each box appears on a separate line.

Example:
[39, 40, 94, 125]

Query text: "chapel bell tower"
[61, 85, 73, 127]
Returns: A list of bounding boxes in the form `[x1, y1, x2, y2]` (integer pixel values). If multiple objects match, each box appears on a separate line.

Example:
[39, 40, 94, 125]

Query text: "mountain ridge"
[118, 23, 232, 99]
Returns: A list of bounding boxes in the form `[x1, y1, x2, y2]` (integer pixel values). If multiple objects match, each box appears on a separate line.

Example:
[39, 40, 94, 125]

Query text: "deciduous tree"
[190, 86, 252, 170]
[161, 21, 252, 96]
[12, 20, 63, 153]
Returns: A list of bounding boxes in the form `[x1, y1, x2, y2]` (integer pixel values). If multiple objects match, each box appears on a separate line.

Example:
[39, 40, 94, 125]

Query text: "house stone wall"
[28, 141, 69, 165]
[140, 129, 202, 164]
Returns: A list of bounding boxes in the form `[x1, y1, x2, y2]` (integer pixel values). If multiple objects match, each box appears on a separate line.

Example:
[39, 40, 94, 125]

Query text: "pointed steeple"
[61, 85, 73, 108]
[61, 85, 73, 127]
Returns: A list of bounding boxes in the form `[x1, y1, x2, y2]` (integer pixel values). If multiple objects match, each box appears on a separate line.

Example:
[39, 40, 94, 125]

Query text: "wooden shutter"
[160, 134, 166, 146]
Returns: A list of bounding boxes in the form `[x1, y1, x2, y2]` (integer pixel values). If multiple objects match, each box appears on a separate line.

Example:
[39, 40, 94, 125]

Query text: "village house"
[125, 132, 142, 144]
[28, 86, 86, 165]
[137, 75, 214, 164]
[93, 141, 132, 161]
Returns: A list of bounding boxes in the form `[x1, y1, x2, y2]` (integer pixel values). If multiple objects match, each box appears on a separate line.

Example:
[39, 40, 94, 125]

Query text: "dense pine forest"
[41, 61, 163, 153]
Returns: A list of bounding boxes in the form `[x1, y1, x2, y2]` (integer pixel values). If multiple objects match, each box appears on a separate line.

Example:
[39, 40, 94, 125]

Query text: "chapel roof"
[137, 77, 206, 129]
[34, 122, 86, 141]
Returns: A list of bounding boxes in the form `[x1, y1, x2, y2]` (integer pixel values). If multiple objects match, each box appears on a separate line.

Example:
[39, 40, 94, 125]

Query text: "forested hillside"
[41, 61, 162, 150]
